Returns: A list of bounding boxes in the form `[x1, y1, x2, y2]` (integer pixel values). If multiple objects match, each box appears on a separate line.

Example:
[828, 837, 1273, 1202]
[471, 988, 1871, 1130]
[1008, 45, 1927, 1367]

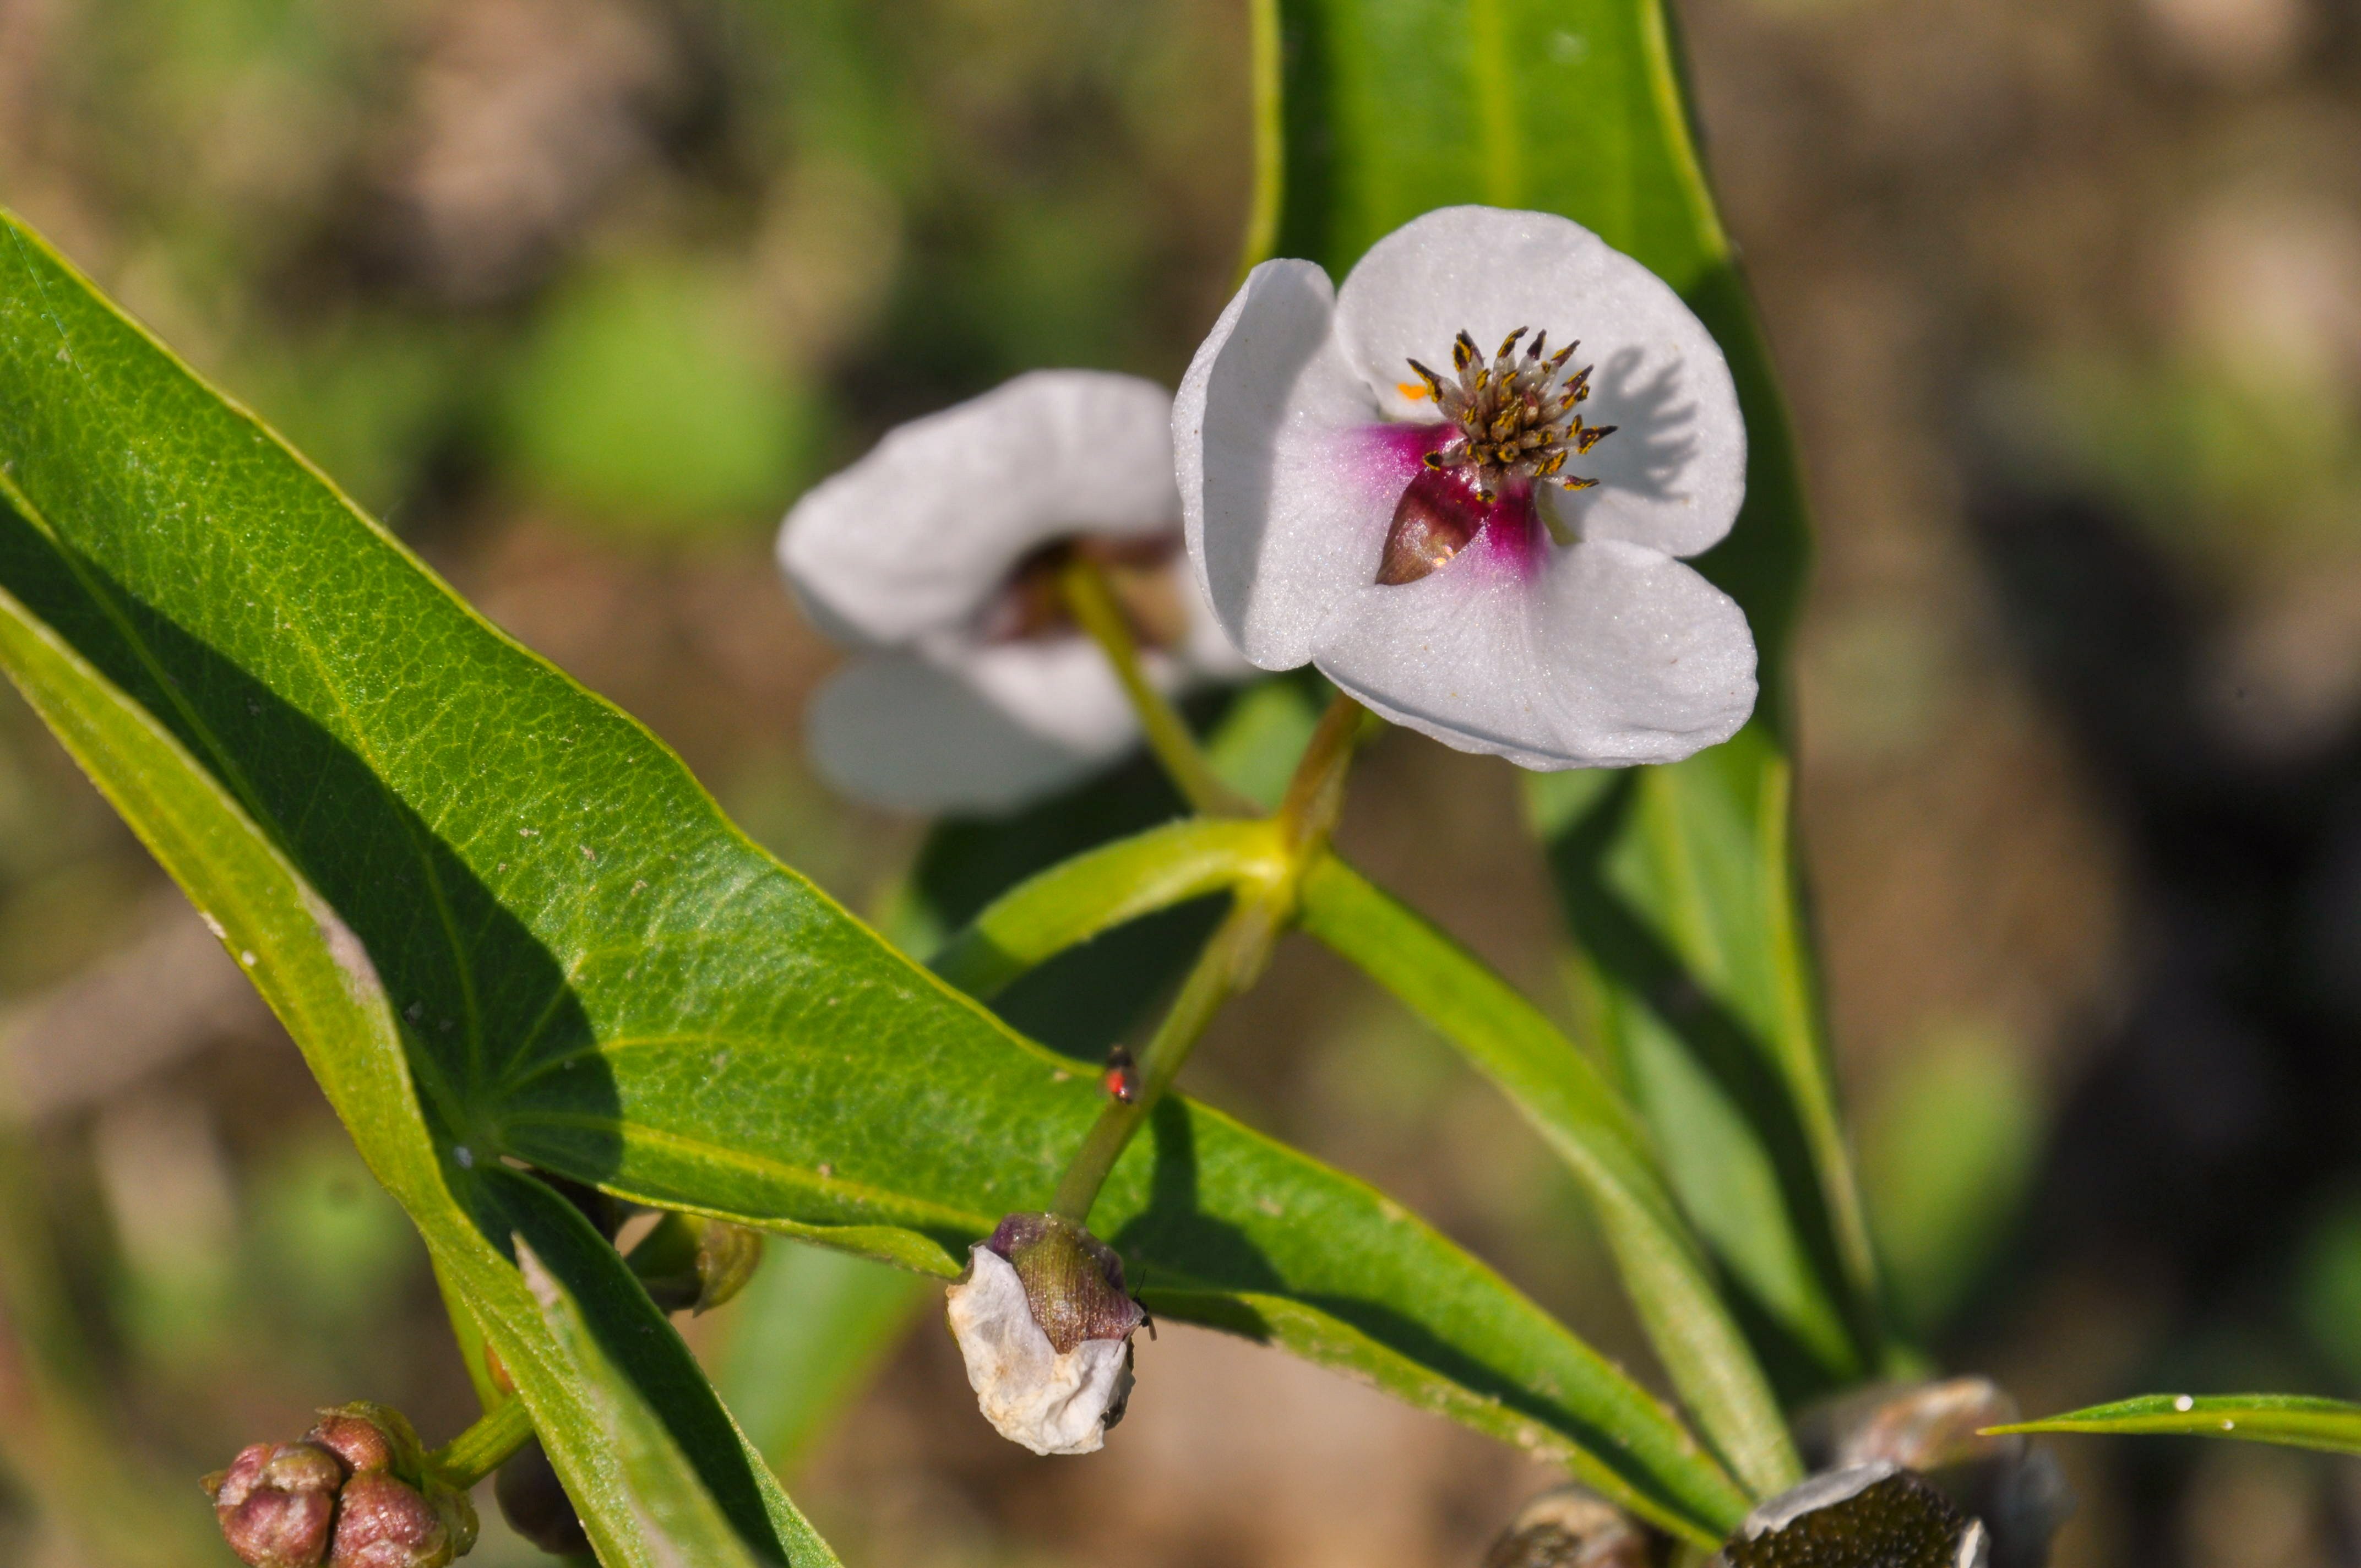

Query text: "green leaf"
[929, 827, 1797, 1498]
[718, 1240, 928, 1475]
[1271, 0, 1880, 1386]
[0, 532, 830, 1564]
[516, 1231, 812, 1568]
[1297, 854, 1798, 1498]
[1994, 1395, 2361, 1456]
[0, 211, 1745, 1540]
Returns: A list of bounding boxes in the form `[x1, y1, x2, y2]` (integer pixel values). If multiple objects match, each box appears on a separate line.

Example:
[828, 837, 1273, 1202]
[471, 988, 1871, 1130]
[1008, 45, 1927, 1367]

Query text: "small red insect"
[1103, 1045, 1139, 1104]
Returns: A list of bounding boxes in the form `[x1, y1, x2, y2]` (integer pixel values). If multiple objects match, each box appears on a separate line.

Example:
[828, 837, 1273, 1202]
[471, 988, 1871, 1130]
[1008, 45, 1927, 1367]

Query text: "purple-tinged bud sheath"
[945, 1212, 1147, 1455]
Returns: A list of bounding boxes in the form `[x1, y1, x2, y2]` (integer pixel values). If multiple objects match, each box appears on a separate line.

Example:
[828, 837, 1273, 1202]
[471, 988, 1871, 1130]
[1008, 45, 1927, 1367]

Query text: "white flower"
[780, 369, 1245, 813]
[943, 1221, 1143, 1456]
[1174, 205, 1758, 770]
[1715, 1462, 1990, 1568]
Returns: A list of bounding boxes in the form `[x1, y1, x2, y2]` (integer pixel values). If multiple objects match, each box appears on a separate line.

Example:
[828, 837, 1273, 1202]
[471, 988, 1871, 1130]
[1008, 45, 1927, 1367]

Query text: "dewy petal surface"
[781, 369, 1178, 644]
[1312, 537, 1756, 770]
[1176, 259, 1388, 670]
[806, 647, 1136, 815]
[1335, 206, 1745, 560]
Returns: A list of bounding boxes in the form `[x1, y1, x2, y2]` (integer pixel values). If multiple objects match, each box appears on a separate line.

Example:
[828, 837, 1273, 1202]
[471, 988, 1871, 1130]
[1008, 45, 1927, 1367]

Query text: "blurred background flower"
[0, 0, 2355, 1565]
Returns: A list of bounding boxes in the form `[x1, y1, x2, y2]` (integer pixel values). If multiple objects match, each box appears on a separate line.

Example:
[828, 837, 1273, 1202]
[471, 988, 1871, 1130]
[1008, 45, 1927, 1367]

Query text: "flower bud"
[628, 1212, 766, 1315]
[494, 1438, 591, 1559]
[204, 1404, 477, 1568]
[327, 1472, 449, 1568]
[205, 1442, 342, 1568]
[1481, 1486, 1658, 1568]
[1798, 1379, 2070, 1568]
[308, 1407, 406, 1477]
[1715, 1461, 1988, 1568]
[944, 1212, 1147, 1456]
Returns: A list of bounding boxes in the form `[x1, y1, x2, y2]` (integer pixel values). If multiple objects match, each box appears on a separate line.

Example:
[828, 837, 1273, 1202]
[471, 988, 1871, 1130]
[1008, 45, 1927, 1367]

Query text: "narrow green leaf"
[1272, 0, 1881, 1385]
[0, 210, 1747, 1539]
[718, 1240, 928, 1475]
[1994, 1394, 2361, 1457]
[1297, 853, 1799, 1498]
[516, 1237, 778, 1568]
[0, 554, 829, 1565]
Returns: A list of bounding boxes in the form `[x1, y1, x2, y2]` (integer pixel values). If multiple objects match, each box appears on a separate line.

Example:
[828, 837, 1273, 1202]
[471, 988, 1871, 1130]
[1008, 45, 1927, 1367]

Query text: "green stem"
[931, 818, 1288, 1001]
[1058, 553, 1251, 817]
[1236, 0, 1285, 286]
[1047, 690, 1367, 1226]
[1277, 690, 1365, 853]
[1048, 890, 1284, 1223]
[426, 1396, 535, 1490]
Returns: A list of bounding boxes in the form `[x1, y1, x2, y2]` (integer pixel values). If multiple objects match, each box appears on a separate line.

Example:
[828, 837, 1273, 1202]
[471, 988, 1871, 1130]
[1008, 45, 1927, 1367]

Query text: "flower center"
[1378, 327, 1615, 586]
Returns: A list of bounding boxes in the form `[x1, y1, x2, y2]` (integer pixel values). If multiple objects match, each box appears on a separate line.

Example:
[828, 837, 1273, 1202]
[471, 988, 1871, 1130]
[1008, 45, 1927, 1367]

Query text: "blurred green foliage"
[503, 257, 819, 531]
[1860, 1022, 2043, 1341]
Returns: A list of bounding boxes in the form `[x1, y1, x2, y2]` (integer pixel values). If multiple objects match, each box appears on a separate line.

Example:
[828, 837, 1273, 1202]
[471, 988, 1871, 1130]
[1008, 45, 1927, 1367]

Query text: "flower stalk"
[1045, 688, 1364, 1226]
[425, 1397, 535, 1492]
[1047, 888, 1286, 1223]
[1058, 551, 1253, 818]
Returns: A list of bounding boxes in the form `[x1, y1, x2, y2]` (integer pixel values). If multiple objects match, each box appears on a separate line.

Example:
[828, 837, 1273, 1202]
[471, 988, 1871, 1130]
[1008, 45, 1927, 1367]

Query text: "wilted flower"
[628, 1211, 765, 1315]
[1481, 1486, 1658, 1568]
[1715, 1461, 1988, 1568]
[779, 369, 1247, 813]
[1175, 205, 1756, 770]
[1799, 1378, 2070, 1568]
[943, 1211, 1147, 1455]
[204, 1404, 477, 1568]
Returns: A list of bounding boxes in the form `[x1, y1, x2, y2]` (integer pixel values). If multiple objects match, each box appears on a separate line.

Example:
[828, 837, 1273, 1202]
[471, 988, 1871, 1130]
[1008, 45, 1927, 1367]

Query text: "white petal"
[1176, 259, 1386, 671]
[945, 1246, 1135, 1456]
[781, 369, 1179, 645]
[1309, 537, 1757, 769]
[1334, 206, 1745, 560]
[920, 633, 1147, 755]
[804, 651, 1131, 814]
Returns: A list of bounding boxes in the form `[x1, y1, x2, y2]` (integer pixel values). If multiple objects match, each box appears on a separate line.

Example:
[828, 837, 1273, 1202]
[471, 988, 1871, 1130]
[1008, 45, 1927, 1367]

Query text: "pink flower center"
[1378, 326, 1614, 586]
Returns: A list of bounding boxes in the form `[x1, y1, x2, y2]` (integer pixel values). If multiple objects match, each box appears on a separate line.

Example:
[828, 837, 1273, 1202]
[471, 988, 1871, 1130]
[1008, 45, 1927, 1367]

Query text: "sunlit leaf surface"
[0, 211, 1746, 1540]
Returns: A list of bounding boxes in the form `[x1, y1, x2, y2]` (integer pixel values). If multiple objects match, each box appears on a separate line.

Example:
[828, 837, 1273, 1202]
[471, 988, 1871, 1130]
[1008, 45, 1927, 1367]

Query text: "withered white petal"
[945, 1246, 1135, 1457]
[1176, 205, 1757, 771]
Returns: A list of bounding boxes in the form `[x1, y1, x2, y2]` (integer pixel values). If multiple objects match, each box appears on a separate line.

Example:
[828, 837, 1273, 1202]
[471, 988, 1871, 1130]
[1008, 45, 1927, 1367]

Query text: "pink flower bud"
[204, 1442, 342, 1568]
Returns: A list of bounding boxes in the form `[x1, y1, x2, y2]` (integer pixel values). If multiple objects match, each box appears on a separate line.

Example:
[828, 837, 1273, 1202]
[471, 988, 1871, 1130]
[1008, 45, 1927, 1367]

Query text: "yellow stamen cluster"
[1406, 327, 1614, 503]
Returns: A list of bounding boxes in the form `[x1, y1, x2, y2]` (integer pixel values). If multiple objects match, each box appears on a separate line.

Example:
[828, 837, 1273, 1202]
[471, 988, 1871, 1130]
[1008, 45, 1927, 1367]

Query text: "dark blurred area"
[0, 0, 2355, 1564]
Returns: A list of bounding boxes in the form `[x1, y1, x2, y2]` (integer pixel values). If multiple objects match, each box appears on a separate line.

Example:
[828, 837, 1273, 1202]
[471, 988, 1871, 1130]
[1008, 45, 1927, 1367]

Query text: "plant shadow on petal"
[0, 497, 622, 1194]
[1551, 347, 1701, 522]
